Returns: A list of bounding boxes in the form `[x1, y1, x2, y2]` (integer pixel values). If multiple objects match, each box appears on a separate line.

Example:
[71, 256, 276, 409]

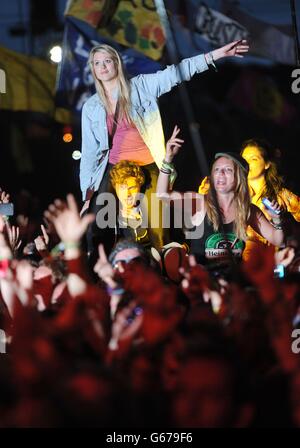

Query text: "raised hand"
[179, 255, 212, 307]
[164, 125, 184, 163]
[5, 222, 21, 253]
[0, 189, 10, 204]
[198, 176, 210, 195]
[213, 39, 249, 60]
[34, 224, 50, 256]
[44, 194, 95, 244]
[262, 199, 283, 221]
[93, 243, 116, 289]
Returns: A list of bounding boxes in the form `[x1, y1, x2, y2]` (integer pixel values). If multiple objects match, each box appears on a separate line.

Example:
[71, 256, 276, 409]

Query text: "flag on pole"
[0, 46, 56, 114]
[165, 0, 295, 65]
[64, 0, 116, 28]
[0, 46, 71, 122]
[65, 0, 165, 60]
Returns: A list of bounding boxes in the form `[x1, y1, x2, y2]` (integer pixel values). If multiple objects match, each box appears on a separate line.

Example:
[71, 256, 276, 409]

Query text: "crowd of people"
[0, 181, 300, 427]
[1, 41, 300, 428]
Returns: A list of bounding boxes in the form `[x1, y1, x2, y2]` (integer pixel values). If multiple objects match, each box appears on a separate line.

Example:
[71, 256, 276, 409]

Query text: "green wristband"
[63, 241, 81, 250]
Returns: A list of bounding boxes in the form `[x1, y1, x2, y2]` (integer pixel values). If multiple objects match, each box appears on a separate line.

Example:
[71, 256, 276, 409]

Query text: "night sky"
[1, 0, 300, 212]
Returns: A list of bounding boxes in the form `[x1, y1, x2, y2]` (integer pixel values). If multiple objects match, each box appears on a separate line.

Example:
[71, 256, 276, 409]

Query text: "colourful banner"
[65, 0, 165, 60]
[65, 0, 116, 28]
[0, 46, 56, 114]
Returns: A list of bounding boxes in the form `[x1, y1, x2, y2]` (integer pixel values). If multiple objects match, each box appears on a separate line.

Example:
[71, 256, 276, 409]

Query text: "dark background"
[1, 0, 300, 220]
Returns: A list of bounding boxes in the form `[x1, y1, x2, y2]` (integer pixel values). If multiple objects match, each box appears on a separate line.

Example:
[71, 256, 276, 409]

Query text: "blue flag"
[165, 0, 295, 66]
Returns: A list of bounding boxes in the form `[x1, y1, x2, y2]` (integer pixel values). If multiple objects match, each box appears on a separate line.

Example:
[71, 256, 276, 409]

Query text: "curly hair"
[240, 138, 284, 202]
[110, 160, 145, 189]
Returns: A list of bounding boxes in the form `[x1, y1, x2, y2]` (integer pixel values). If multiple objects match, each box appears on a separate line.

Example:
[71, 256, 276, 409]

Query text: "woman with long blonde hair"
[157, 127, 284, 266]
[88, 44, 132, 122]
[80, 40, 249, 258]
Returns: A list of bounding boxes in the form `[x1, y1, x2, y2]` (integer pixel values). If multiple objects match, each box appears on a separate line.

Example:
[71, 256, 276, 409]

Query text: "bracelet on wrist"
[271, 216, 282, 223]
[270, 219, 283, 230]
[63, 241, 81, 250]
[162, 160, 175, 171]
[160, 168, 171, 175]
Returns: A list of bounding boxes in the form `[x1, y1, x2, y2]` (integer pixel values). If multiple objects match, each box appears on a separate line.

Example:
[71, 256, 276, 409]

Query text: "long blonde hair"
[205, 156, 251, 241]
[88, 44, 132, 121]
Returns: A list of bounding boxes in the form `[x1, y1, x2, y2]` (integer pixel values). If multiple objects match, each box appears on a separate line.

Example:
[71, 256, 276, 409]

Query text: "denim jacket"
[80, 53, 209, 200]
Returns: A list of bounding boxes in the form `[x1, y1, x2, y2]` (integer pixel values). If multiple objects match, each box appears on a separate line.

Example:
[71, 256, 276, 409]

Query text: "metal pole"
[290, 0, 300, 66]
[154, 0, 209, 179]
[154, 0, 237, 268]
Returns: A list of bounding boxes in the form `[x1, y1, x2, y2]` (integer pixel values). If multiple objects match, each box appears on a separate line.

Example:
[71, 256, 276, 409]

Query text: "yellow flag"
[65, 0, 165, 60]
[65, 0, 110, 27]
[0, 46, 72, 122]
[0, 46, 56, 114]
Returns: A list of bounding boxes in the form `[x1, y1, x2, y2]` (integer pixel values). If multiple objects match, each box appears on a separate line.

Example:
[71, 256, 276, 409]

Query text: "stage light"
[49, 45, 62, 63]
[62, 125, 73, 143]
[63, 133, 73, 143]
[72, 150, 81, 160]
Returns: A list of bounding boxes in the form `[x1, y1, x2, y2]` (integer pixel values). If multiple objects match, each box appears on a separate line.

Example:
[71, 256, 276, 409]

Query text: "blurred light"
[49, 45, 62, 63]
[62, 125, 73, 143]
[63, 132, 73, 143]
[72, 150, 81, 160]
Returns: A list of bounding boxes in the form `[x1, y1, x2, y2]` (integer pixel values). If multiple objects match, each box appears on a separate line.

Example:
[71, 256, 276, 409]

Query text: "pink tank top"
[107, 114, 154, 165]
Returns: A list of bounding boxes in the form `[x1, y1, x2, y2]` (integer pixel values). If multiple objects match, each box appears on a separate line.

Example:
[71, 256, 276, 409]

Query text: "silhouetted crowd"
[0, 188, 300, 428]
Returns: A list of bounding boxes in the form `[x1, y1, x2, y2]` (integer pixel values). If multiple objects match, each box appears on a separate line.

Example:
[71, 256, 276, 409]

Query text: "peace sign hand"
[165, 125, 184, 163]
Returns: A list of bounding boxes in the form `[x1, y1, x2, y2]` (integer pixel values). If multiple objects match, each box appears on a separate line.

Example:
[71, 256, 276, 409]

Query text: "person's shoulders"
[83, 93, 98, 106]
[129, 75, 158, 100]
[130, 69, 165, 87]
[130, 74, 149, 88]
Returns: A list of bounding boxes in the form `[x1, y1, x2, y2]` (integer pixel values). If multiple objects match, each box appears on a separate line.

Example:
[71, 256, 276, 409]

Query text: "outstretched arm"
[135, 40, 249, 97]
